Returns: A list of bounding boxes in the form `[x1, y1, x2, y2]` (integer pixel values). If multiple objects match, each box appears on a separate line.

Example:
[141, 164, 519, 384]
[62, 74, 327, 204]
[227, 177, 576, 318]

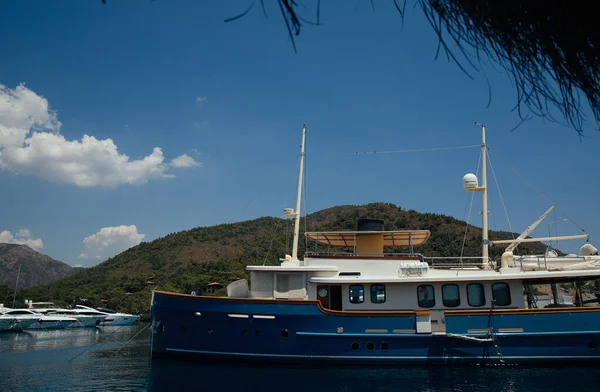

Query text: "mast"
[480, 124, 489, 266]
[291, 125, 306, 262]
[12, 264, 21, 308]
[463, 123, 489, 268]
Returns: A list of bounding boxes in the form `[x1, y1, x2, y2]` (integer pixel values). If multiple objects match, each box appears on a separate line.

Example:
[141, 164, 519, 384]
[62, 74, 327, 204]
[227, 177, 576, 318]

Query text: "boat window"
[417, 285, 435, 308]
[349, 285, 364, 304]
[370, 285, 386, 303]
[467, 283, 486, 307]
[276, 274, 290, 293]
[442, 284, 460, 307]
[8, 310, 33, 315]
[492, 282, 511, 306]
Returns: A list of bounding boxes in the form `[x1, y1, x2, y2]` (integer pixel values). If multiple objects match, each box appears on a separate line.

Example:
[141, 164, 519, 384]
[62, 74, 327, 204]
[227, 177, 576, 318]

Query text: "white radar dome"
[462, 173, 479, 190]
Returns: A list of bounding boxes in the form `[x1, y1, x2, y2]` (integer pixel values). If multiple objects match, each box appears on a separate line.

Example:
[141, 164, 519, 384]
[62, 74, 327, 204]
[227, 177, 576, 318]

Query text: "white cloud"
[195, 96, 207, 104]
[0, 83, 61, 147]
[73, 264, 84, 268]
[0, 229, 43, 251]
[171, 153, 200, 168]
[0, 83, 200, 187]
[78, 225, 145, 264]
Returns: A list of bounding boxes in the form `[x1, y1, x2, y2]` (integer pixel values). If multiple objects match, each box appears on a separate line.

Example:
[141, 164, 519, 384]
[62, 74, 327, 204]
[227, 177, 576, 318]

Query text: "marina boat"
[25, 301, 106, 327]
[1, 308, 77, 330]
[0, 307, 39, 332]
[150, 125, 600, 365]
[75, 305, 139, 326]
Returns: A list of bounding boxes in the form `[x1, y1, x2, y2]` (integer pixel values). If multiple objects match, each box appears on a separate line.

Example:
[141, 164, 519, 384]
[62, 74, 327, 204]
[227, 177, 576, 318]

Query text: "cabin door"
[329, 285, 343, 311]
[317, 285, 343, 311]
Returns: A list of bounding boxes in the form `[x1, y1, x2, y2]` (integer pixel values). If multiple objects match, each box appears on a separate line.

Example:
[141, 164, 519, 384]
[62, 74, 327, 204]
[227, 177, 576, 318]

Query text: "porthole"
[381, 342, 389, 351]
[318, 288, 328, 297]
[255, 329, 261, 336]
[281, 329, 289, 338]
[242, 328, 248, 336]
[351, 342, 359, 351]
[207, 326, 213, 334]
[589, 341, 598, 351]
[367, 342, 374, 351]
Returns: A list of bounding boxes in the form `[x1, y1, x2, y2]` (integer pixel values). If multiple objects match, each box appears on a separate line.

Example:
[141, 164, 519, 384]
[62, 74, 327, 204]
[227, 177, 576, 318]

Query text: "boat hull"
[101, 314, 139, 326]
[150, 291, 600, 365]
[27, 319, 76, 330]
[68, 316, 105, 327]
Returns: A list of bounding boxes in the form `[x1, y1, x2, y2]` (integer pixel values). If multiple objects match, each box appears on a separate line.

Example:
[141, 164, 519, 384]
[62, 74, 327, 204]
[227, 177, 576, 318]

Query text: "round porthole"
[281, 329, 289, 338]
[351, 342, 359, 351]
[381, 342, 389, 352]
[367, 342, 374, 351]
[255, 329, 261, 336]
[588, 341, 597, 351]
[318, 288, 328, 298]
[207, 326, 213, 334]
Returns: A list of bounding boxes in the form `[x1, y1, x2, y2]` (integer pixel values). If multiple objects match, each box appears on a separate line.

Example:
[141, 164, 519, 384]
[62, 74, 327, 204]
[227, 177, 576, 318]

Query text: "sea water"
[0, 325, 598, 391]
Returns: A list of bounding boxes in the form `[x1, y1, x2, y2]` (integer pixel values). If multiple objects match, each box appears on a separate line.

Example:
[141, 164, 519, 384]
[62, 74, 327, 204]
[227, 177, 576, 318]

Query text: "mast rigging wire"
[346, 144, 480, 155]
[488, 147, 587, 234]
[487, 151, 515, 239]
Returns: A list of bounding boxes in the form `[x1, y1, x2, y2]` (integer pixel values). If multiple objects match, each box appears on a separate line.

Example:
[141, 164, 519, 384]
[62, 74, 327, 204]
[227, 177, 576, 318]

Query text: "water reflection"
[0, 328, 104, 352]
[148, 359, 600, 392]
[1, 326, 599, 392]
[0, 325, 149, 392]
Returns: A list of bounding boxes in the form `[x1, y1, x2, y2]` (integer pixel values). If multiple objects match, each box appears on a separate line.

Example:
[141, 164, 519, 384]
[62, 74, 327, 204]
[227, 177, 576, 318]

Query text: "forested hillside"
[12, 203, 550, 314]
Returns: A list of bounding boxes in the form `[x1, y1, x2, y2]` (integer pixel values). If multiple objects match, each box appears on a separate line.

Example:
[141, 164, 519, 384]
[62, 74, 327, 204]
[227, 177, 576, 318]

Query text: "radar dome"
[462, 173, 479, 190]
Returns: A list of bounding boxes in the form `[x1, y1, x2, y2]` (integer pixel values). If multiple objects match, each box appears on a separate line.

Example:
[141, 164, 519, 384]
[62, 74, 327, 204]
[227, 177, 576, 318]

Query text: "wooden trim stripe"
[153, 290, 600, 316]
[445, 307, 600, 316]
[153, 290, 312, 305]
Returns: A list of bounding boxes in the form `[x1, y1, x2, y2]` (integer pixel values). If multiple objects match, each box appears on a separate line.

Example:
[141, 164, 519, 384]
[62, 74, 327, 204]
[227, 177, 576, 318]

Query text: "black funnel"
[357, 218, 384, 232]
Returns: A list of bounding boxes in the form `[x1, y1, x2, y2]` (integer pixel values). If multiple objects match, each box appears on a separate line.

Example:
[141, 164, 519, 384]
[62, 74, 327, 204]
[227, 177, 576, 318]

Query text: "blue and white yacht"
[150, 125, 600, 364]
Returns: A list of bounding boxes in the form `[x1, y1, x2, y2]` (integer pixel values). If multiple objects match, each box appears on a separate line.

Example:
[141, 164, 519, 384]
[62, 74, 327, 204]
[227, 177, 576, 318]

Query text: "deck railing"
[303, 252, 494, 268]
[303, 251, 424, 259]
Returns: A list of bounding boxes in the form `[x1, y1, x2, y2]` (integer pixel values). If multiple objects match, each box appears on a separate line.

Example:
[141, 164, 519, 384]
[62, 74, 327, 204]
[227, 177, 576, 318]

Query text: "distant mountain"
[0, 243, 80, 290]
[17, 203, 554, 315]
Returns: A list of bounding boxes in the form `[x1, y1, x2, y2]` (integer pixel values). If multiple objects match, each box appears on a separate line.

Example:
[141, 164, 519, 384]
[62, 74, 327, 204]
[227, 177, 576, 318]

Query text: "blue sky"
[1, 1, 598, 266]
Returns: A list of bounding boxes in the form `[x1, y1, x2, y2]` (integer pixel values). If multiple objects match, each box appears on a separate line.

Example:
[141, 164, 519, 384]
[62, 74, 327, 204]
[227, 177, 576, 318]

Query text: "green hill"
[12, 203, 551, 315]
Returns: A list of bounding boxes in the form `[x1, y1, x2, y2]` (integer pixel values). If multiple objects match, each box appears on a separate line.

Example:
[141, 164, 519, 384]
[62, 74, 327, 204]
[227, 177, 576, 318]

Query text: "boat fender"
[580, 243, 598, 256]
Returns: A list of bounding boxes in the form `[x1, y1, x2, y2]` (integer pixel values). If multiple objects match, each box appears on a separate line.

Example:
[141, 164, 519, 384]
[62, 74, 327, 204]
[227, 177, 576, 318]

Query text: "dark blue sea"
[0, 325, 598, 391]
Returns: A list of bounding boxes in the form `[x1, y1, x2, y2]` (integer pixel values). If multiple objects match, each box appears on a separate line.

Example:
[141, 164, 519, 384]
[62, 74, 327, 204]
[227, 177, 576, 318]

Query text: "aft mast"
[480, 123, 489, 266]
[462, 123, 489, 268]
[284, 125, 306, 264]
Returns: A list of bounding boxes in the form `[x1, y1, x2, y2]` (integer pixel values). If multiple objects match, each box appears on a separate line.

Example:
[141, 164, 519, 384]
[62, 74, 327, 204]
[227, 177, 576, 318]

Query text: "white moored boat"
[25, 301, 106, 327]
[75, 305, 139, 326]
[1, 308, 77, 330]
[0, 305, 39, 332]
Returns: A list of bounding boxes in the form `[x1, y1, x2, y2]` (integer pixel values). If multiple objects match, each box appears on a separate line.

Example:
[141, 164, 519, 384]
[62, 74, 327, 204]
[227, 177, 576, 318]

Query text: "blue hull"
[150, 291, 600, 365]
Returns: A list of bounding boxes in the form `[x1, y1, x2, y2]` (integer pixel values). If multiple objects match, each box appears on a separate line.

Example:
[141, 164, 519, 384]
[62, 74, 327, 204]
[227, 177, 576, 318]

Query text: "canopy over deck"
[305, 230, 431, 247]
